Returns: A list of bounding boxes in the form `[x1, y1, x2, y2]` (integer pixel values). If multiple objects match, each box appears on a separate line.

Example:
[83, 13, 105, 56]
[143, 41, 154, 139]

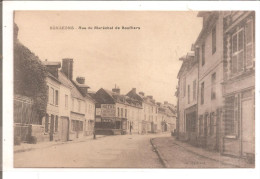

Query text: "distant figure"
[130, 124, 133, 135]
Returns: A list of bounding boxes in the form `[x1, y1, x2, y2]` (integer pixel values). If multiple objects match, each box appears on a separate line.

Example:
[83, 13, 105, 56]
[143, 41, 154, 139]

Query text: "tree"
[14, 23, 48, 120]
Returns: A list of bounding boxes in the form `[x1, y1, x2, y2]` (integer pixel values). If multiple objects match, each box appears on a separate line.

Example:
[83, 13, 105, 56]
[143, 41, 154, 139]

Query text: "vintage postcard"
[2, 1, 260, 179]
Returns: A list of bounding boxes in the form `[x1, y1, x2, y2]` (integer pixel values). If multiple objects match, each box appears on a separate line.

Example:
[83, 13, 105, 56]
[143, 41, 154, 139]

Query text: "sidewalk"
[14, 135, 106, 153]
[151, 136, 254, 168]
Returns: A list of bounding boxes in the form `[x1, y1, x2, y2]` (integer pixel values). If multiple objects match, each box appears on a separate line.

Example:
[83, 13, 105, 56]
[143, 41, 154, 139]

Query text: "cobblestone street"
[14, 133, 252, 168]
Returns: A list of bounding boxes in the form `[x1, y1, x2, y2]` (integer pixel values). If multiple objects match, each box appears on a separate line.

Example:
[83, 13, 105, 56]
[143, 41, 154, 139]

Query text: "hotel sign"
[101, 104, 116, 118]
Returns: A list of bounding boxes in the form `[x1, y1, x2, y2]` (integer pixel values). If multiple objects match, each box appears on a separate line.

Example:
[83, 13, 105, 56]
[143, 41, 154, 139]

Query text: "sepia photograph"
[11, 9, 255, 169]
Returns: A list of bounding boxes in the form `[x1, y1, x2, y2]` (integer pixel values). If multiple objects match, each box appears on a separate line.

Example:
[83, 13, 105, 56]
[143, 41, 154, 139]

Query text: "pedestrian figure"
[130, 124, 132, 134]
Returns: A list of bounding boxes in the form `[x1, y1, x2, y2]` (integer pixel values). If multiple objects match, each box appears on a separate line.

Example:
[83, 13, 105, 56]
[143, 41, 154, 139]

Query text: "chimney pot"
[139, 92, 144, 96]
[76, 76, 85, 84]
[112, 87, 120, 94]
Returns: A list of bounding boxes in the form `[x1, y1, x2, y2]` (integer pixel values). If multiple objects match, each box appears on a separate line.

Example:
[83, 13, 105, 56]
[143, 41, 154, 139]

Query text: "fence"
[14, 94, 41, 142]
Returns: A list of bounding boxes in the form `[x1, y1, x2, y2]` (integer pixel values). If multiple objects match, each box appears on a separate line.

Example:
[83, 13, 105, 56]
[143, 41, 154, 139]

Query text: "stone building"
[222, 11, 255, 158]
[176, 11, 255, 161]
[126, 89, 159, 134]
[94, 87, 142, 135]
[176, 50, 198, 145]
[42, 61, 62, 142]
[195, 11, 225, 151]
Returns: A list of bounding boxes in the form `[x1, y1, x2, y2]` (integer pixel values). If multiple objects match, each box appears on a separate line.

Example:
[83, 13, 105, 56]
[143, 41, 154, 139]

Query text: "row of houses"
[14, 57, 177, 143]
[176, 11, 255, 159]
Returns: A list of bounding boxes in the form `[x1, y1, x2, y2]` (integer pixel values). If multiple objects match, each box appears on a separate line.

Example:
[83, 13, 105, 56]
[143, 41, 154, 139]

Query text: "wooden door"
[242, 99, 255, 155]
[50, 115, 54, 141]
[61, 117, 69, 141]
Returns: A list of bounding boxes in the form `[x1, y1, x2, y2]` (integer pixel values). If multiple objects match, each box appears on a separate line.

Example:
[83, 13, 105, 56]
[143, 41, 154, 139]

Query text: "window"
[47, 85, 49, 102]
[245, 19, 254, 68]
[55, 90, 59, 106]
[71, 120, 83, 132]
[193, 80, 196, 101]
[196, 47, 200, 62]
[188, 85, 190, 104]
[183, 77, 186, 97]
[72, 98, 74, 111]
[118, 107, 120, 117]
[199, 115, 203, 136]
[65, 95, 68, 109]
[45, 114, 49, 132]
[201, 82, 204, 105]
[50, 87, 54, 104]
[121, 108, 123, 117]
[232, 28, 244, 74]
[85, 102, 88, 113]
[210, 113, 216, 136]
[224, 96, 239, 136]
[212, 26, 216, 54]
[202, 43, 205, 66]
[55, 115, 58, 132]
[125, 109, 127, 118]
[78, 100, 81, 113]
[211, 73, 216, 100]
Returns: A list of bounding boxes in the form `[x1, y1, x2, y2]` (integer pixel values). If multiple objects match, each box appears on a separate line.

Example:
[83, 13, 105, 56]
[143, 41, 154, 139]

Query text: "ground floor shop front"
[95, 117, 127, 135]
[222, 88, 255, 161]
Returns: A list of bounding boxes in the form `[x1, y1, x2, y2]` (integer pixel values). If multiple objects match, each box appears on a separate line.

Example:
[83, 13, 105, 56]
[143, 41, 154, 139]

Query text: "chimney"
[76, 76, 85, 84]
[112, 88, 120, 94]
[43, 60, 61, 78]
[164, 101, 168, 105]
[61, 58, 73, 80]
[156, 102, 161, 106]
[132, 88, 136, 93]
[139, 92, 144, 96]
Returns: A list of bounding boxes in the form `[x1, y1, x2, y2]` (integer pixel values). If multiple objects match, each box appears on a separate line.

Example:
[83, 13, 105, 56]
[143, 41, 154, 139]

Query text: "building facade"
[177, 50, 198, 145]
[222, 11, 255, 158]
[176, 11, 255, 161]
[195, 11, 225, 151]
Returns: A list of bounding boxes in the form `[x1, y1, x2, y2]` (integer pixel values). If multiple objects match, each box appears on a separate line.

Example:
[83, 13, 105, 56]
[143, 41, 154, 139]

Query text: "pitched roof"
[58, 71, 84, 100]
[95, 88, 142, 108]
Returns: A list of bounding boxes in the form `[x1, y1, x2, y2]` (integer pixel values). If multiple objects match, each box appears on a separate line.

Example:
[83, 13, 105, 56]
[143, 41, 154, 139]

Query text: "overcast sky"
[14, 11, 202, 104]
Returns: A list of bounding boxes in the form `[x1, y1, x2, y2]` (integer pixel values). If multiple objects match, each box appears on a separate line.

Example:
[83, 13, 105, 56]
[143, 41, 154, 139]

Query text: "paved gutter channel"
[150, 138, 170, 168]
